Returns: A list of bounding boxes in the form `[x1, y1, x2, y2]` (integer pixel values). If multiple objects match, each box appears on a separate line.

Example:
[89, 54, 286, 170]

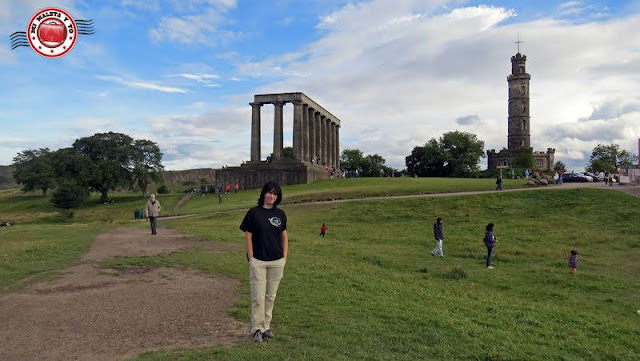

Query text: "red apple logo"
[38, 19, 66, 47]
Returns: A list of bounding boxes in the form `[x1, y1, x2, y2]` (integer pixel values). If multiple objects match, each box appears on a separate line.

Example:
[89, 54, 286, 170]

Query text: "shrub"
[50, 184, 87, 218]
[156, 184, 170, 194]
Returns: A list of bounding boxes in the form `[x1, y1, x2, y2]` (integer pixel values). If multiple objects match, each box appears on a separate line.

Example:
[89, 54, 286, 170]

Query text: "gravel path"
[0, 227, 247, 361]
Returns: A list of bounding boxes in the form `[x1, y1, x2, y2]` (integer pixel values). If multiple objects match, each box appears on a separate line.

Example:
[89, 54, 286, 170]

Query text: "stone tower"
[507, 53, 530, 150]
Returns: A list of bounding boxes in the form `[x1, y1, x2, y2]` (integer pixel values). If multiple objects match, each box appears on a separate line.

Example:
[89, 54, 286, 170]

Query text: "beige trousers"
[249, 257, 285, 333]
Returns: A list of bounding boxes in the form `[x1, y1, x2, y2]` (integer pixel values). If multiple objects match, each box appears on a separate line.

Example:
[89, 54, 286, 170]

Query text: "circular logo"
[27, 8, 77, 58]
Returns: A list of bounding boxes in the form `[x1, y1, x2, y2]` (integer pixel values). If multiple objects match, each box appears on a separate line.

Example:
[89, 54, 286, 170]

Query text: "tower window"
[520, 85, 526, 95]
[519, 66, 524, 74]
[521, 101, 526, 113]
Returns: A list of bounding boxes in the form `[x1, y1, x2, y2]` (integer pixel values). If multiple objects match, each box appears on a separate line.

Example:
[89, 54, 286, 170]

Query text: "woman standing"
[484, 223, 498, 269]
[240, 181, 289, 343]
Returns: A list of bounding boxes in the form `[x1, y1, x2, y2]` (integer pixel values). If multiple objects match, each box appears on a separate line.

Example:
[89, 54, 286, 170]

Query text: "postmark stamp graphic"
[27, 8, 77, 58]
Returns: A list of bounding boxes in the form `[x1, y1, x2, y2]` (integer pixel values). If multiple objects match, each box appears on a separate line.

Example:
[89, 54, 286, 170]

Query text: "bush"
[156, 184, 170, 194]
[50, 184, 87, 218]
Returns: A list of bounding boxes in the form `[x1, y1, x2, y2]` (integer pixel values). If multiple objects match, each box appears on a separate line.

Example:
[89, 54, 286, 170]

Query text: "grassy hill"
[1, 179, 639, 360]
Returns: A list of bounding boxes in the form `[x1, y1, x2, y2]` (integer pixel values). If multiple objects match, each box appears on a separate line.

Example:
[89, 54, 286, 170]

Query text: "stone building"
[215, 92, 341, 189]
[487, 52, 555, 171]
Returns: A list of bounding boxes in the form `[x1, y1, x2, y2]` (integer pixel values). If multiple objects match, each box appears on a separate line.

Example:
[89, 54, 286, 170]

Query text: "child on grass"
[320, 222, 328, 237]
[568, 250, 578, 275]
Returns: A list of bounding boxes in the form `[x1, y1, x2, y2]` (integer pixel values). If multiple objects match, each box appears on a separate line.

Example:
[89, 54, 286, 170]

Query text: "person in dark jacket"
[240, 181, 288, 343]
[568, 250, 578, 275]
[484, 223, 498, 269]
[430, 217, 444, 257]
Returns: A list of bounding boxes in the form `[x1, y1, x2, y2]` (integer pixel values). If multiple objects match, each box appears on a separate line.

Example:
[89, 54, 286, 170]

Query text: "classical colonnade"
[250, 92, 341, 169]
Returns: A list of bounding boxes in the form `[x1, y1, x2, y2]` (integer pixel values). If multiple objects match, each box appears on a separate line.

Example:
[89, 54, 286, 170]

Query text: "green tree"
[73, 132, 134, 202]
[50, 183, 88, 218]
[513, 147, 534, 169]
[340, 149, 366, 171]
[362, 154, 387, 177]
[131, 139, 164, 196]
[405, 131, 485, 177]
[405, 139, 447, 177]
[49, 148, 95, 188]
[282, 146, 296, 160]
[12, 148, 55, 195]
[440, 131, 485, 176]
[553, 161, 567, 172]
[587, 143, 638, 173]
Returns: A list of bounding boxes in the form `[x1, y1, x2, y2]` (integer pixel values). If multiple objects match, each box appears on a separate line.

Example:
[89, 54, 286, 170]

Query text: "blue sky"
[1, 0, 639, 171]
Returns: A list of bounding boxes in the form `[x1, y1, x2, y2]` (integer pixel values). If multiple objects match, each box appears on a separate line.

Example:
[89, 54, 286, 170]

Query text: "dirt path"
[0, 227, 247, 361]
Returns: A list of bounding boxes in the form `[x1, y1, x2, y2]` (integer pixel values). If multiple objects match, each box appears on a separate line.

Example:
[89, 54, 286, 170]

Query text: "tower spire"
[514, 33, 524, 53]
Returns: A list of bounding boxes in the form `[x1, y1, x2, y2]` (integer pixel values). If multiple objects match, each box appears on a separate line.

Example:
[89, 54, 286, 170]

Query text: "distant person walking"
[240, 181, 289, 343]
[496, 176, 503, 191]
[320, 222, 328, 237]
[144, 193, 161, 235]
[484, 223, 497, 269]
[431, 217, 444, 257]
[568, 250, 579, 275]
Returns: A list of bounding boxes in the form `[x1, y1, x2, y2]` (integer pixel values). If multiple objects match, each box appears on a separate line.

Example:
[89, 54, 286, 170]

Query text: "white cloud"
[176, 73, 221, 87]
[96, 75, 186, 93]
[230, 0, 640, 172]
[148, 3, 240, 46]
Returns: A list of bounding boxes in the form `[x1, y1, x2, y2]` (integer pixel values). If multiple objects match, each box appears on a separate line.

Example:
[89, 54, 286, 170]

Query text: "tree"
[131, 139, 164, 196]
[405, 139, 447, 177]
[553, 161, 567, 172]
[73, 132, 134, 202]
[440, 131, 485, 176]
[587, 143, 638, 173]
[12, 148, 54, 195]
[50, 183, 87, 218]
[72, 132, 163, 201]
[405, 131, 485, 177]
[49, 148, 95, 188]
[513, 147, 534, 169]
[340, 149, 365, 172]
[282, 146, 296, 160]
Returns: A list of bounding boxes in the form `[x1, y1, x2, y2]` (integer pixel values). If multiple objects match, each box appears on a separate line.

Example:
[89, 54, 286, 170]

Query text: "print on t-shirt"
[268, 217, 282, 227]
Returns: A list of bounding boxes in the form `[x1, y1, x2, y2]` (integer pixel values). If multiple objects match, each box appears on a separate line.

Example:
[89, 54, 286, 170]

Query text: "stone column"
[322, 116, 329, 166]
[335, 125, 340, 170]
[273, 101, 284, 160]
[315, 112, 322, 164]
[250, 102, 262, 162]
[302, 104, 309, 162]
[293, 101, 303, 160]
[308, 108, 315, 162]
[327, 120, 333, 169]
[329, 122, 335, 169]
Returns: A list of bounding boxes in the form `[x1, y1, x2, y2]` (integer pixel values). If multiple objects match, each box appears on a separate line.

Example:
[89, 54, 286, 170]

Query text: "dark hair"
[570, 250, 578, 255]
[436, 217, 442, 223]
[257, 181, 282, 206]
[486, 223, 494, 232]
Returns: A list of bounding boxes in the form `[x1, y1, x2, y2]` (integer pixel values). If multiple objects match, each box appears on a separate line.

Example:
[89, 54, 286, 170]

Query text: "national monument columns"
[249, 92, 341, 169]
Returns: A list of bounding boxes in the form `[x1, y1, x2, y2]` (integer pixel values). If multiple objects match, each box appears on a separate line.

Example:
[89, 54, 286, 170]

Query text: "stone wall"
[162, 168, 216, 185]
[216, 160, 329, 190]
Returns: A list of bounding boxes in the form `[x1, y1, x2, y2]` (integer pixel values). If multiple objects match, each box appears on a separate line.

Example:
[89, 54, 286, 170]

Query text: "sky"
[1, 0, 639, 172]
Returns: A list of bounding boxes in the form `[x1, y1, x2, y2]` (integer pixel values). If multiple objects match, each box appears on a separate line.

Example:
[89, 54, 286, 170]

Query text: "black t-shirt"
[239, 206, 287, 261]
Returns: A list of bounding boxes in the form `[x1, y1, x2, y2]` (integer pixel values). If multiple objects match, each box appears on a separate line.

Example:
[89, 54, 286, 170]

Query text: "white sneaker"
[487, 266, 495, 269]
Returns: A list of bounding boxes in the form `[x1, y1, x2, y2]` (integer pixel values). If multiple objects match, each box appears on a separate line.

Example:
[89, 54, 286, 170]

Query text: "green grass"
[127, 187, 640, 360]
[0, 188, 184, 224]
[1, 180, 639, 360]
[177, 177, 528, 214]
[0, 223, 108, 292]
